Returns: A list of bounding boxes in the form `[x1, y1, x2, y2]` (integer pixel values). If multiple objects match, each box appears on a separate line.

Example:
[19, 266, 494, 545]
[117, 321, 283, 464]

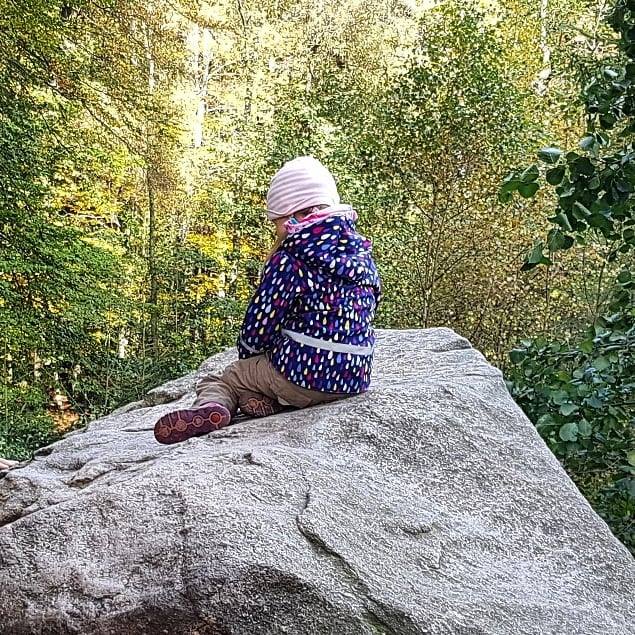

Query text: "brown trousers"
[194, 354, 348, 416]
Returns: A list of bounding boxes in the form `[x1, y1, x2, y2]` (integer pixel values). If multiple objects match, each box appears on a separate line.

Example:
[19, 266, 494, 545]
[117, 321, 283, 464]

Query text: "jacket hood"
[281, 215, 379, 288]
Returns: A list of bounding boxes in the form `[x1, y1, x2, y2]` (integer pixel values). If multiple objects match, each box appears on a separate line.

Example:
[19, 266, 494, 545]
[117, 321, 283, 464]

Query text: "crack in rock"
[295, 487, 410, 635]
[173, 489, 201, 623]
[399, 523, 433, 537]
[0, 494, 73, 530]
[67, 456, 159, 489]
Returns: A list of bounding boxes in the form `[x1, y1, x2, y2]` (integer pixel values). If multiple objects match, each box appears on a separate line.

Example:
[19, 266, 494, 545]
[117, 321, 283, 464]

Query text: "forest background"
[1, 0, 633, 550]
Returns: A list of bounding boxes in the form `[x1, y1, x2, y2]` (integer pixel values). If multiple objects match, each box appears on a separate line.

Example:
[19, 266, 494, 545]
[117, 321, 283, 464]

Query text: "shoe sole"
[240, 394, 284, 418]
[154, 403, 231, 445]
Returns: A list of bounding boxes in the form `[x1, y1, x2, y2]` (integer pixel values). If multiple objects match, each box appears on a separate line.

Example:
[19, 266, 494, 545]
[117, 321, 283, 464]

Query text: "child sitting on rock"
[153, 156, 382, 444]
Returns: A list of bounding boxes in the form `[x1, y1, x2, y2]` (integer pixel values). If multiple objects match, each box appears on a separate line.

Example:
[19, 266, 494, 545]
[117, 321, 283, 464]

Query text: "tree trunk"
[535, 0, 551, 96]
[144, 24, 159, 357]
[190, 24, 213, 148]
[146, 166, 159, 357]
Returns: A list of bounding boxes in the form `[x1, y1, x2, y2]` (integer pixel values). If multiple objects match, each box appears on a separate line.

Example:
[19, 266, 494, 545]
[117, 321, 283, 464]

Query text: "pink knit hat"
[266, 156, 340, 220]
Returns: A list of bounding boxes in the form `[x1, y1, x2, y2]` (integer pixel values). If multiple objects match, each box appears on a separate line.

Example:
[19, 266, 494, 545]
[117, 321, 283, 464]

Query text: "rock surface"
[0, 328, 633, 634]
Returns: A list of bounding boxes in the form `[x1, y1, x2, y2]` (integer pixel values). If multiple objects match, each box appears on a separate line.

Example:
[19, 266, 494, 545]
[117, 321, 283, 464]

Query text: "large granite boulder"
[0, 328, 633, 634]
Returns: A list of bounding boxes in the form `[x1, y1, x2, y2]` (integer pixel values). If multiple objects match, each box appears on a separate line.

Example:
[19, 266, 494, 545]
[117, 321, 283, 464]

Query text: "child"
[154, 156, 381, 444]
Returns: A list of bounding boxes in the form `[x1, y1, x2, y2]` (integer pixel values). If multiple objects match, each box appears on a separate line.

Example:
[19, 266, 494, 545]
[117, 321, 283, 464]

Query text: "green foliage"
[0, 386, 59, 461]
[507, 283, 634, 550]
[0, 0, 145, 457]
[504, 0, 635, 551]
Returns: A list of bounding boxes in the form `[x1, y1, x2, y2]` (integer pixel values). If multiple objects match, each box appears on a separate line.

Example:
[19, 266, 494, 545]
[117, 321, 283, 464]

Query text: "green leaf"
[537, 413, 554, 428]
[550, 211, 573, 231]
[594, 321, 607, 337]
[518, 182, 539, 198]
[538, 147, 563, 164]
[577, 384, 590, 397]
[579, 135, 594, 149]
[573, 201, 591, 219]
[509, 348, 526, 364]
[559, 421, 579, 441]
[621, 478, 635, 498]
[527, 242, 545, 264]
[579, 339, 594, 354]
[560, 403, 579, 416]
[551, 390, 569, 405]
[600, 113, 617, 129]
[571, 157, 594, 176]
[498, 189, 513, 204]
[547, 228, 570, 251]
[579, 135, 598, 154]
[520, 164, 539, 183]
[546, 166, 565, 185]
[588, 214, 612, 230]
[500, 174, 520, 193]
[592, 356, 610, 371]
[628, 451, 635, 467]
[615, 179, 631, 193]
[578, 420, 592, 437]
[617, 270, 631, 284]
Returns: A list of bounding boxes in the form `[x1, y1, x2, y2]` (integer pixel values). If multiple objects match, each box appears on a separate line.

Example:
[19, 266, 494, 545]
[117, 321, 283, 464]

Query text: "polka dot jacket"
[237, 214, 382, 394]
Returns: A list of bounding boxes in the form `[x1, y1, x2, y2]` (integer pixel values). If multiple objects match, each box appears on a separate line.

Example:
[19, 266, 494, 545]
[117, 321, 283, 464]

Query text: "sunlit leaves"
[505, 0, 635, 551]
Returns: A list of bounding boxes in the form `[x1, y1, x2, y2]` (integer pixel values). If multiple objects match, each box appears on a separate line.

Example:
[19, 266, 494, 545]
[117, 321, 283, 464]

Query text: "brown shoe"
[154, 402, 231, 445]
[239, 392, 286, 418]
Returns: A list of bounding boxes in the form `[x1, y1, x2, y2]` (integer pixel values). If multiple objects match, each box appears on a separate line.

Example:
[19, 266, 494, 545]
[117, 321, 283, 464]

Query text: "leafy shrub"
[507, 282, 634, 551]
[503, 0, 635, 552]
[0, 386, 60, 461]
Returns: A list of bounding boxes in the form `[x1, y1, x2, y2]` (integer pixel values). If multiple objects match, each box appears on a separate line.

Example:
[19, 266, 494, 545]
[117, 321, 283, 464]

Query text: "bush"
[503, 0, 635, 553]
[506, 288, 634, 551]
[0, 386, 61, 460]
